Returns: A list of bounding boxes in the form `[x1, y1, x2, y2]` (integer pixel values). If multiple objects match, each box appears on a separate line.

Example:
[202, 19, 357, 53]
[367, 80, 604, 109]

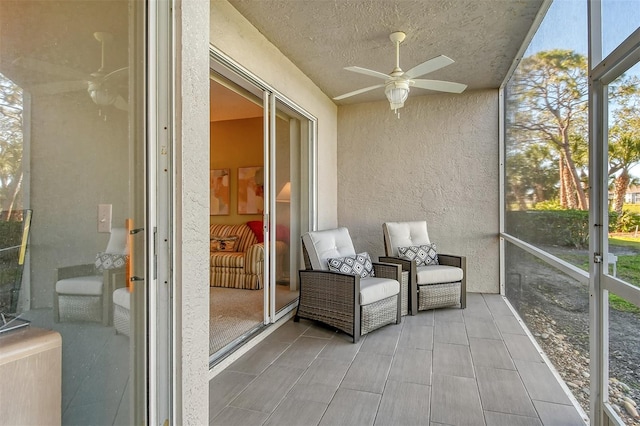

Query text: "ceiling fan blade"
[344, 66, 390, 80]
[333, 84, 385, 101]
[28, 80, 86, 96]
[113, 95, 128, 112]
[103, 67, 128, 82]
[404, 55, 455, 79]
[12, 57, 87, 80]
[412, 79, 467, 93]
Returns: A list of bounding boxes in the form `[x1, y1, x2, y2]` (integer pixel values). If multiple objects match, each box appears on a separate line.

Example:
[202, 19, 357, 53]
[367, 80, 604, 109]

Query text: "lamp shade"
[276, 182, 291, 203]
[385, 80, 409, 111]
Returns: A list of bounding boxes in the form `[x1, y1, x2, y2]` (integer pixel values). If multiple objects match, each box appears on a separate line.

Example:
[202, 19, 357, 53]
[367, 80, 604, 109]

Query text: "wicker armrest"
[372, 262, 402, 281]
[437, 254, 467, 309]
[378, 256, 412, 272]
[438, 254, 465, 269]
[299, 269, 358, 289]
[298, 269, 361, 339]
[380, 256, 419, 315]
[55, 264, 95, 281]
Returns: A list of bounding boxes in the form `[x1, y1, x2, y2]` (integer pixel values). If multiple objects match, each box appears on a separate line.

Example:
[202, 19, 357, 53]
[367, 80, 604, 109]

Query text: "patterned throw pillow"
[327, 252, 375, 278]
[398, 243, 439, 266]
[95, 252, 128, 271]
[210, 235, 238, 252]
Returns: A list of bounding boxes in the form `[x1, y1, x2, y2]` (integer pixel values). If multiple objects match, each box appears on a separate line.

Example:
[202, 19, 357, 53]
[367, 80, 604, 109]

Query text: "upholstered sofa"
[209, 222, 287, 290]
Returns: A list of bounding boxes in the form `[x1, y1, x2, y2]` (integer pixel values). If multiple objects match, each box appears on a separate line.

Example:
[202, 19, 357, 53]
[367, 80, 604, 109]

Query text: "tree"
[0, 72, 24, 220]
[508, 50, 589, 210]
[608, 76, 640, 215]
[506, 142, 558, 209]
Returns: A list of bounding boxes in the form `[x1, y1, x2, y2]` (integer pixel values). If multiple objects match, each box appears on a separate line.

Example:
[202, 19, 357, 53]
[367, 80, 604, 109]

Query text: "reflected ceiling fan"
[334, 31, 467, 117]
[13, 32, 128, 118]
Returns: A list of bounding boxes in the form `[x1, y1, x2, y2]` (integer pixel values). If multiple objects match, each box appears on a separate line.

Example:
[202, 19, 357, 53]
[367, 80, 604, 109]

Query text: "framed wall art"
[237, 166, 264, 214]
[210, 169, 230, 215]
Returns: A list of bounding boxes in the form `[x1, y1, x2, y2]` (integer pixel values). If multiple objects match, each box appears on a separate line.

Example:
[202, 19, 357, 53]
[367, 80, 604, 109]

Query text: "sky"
[525, 0, 640, 178]
[527, 0, 639, 58]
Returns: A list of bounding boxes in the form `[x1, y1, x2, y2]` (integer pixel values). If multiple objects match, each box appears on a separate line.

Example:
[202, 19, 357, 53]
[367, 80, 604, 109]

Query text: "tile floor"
[209, 293, 587, 426]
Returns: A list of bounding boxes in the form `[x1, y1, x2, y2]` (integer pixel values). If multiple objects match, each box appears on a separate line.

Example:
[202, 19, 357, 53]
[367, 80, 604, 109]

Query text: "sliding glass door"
[0, 0, 174, 423]
[209, 50, 316, 363]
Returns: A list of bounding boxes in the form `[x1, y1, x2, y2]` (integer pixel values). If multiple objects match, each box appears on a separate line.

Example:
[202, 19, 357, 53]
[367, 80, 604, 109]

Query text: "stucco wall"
[337, 90, 500, 293]
[210, 0, 338, 229]
[179, 0, 210, 424]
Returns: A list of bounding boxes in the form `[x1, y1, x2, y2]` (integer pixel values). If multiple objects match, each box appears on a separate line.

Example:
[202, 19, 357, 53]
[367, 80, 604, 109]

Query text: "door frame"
[588, 5, 640, 423]
[208, 45, 318, 328]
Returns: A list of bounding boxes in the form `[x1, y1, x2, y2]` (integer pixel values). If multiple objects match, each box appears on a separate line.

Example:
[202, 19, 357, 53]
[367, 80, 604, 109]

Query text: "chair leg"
[53, 292, 60, 323]
[460, 276, 467, 309]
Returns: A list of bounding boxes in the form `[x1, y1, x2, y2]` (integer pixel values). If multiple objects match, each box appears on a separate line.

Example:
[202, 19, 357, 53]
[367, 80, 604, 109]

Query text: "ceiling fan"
[334, 31, 467, 117]
[13, 32, 128, 118]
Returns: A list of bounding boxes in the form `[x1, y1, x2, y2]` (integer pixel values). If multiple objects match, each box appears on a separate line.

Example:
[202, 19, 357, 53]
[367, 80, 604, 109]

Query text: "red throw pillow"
[246, 221, 264, 243]
[246, 221, 290, 243]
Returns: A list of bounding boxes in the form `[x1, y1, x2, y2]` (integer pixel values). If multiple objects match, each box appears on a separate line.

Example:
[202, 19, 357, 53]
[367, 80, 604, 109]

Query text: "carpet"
[209, 286, 300, 355]
[209, 287, 264, 355]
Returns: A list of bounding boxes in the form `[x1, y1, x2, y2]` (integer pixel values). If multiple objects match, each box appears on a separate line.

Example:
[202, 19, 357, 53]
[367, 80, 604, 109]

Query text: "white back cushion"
[302, 227, 356, 270]
[105, 228, 128, 255]
[383, 221, 431, 257]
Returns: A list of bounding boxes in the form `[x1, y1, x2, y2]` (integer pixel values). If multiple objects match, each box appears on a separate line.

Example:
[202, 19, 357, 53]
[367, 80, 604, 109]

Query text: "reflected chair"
[381, 221, 466, 315]
[296, 227, 402, 342]
[54, 228, 128, 325]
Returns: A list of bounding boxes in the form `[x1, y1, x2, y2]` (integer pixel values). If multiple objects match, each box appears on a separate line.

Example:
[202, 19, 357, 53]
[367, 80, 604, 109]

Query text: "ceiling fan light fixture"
[88, 79, 117, 106]
[385, 80, 409, 114]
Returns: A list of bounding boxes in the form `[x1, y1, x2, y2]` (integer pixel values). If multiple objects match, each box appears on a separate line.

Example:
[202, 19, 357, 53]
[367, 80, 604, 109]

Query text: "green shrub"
[506, 209, 589, 248]
[533, 200, 565, 210]
[612, 210, 640, 233]
[0, 220, 25, 249]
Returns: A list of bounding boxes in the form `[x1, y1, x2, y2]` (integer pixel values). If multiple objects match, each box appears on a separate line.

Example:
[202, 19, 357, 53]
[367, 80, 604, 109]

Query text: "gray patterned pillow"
[398, 243, 439, 266]
[95, 252, 128, 271]
[327, 252, 375, 278]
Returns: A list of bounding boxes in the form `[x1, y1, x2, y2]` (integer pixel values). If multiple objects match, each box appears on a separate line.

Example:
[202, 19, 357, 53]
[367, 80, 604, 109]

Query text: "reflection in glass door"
[0, 1, 148, 424]
[270, 98, 311, 319]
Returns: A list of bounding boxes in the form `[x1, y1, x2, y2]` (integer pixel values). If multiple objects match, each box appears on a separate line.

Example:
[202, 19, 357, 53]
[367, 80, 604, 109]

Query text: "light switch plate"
[98, 204, 112, 233]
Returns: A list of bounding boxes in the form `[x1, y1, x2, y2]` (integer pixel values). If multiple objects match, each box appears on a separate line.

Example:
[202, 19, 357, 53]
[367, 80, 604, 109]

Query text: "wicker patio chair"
[295, 227, 402, 343]
[54, 228, 128, 325]
[380, 221, 466, 315]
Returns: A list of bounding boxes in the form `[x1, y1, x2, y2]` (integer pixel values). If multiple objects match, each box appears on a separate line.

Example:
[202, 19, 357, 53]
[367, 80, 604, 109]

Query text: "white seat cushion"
[360, 277, 399, 305]
[113, 287, 130, 309]
[416, 265, 463, 285]
[55, 275, 103, 296]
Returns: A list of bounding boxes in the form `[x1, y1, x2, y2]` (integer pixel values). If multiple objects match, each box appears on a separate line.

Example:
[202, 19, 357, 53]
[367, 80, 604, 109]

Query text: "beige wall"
[337, 90, 500, 293]
[210, 117, 263, 224]
[210, 0, 338, 229]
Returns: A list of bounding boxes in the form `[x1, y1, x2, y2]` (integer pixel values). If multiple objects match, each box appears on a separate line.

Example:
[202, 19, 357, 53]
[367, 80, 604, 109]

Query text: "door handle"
[125, 219, 145, 292]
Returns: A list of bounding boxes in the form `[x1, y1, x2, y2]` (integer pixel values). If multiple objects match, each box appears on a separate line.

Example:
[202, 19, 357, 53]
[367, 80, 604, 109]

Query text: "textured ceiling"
[227, 0, 544, 105]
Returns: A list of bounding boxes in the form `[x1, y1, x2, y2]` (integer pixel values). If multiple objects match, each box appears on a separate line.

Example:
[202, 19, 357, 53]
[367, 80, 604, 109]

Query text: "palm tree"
[608, 77, 640, 216]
